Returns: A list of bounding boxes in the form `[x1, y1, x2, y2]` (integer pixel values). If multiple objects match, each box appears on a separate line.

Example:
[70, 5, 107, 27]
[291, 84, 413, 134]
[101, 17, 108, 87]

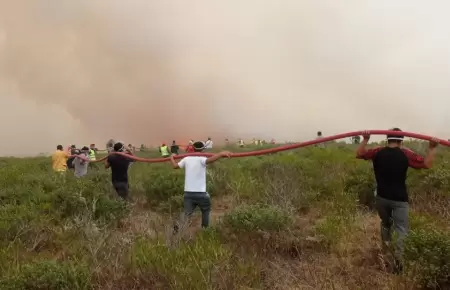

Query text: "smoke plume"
[1, 0, 450, 155]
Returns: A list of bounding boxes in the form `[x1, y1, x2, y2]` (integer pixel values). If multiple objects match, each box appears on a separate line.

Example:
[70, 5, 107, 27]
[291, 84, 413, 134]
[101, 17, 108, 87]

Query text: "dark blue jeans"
[184, 191, 211, 228]
[112, 181, 129, 200]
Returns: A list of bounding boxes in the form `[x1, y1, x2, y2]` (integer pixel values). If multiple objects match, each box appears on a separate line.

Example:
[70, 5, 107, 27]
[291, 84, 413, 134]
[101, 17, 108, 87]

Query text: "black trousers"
[112, 181, 129, 199]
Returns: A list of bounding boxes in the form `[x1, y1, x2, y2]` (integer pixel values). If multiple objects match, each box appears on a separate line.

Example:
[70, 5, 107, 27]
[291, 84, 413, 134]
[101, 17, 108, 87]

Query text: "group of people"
[51, 128, 439, 274]
[52, 144, 97, 177]
[159, 138, 214, 157]
[102, 140, 231, 227]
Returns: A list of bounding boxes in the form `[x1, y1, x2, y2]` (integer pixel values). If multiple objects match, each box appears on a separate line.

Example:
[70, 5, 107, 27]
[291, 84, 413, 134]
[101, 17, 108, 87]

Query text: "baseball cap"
[386, 127, 404, 141]
[193, 141, 205, 150]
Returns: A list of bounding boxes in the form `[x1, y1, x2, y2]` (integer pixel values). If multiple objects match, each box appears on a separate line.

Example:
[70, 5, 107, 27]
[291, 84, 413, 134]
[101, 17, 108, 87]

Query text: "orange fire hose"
[70, 130, 448, 163]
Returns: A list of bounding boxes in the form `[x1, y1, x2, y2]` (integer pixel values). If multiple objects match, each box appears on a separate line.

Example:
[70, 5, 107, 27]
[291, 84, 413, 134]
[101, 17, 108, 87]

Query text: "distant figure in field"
[88, 144, 97, 161]
[52, 145, 70, 173]
[204, 137, 213, 150]
[124, 145, 135, 168]
[352, 135, 361, 144]
[73, 147, 90, 178]
[159, 143, 170, 158]
[238, 139, 245, 147]
[169, 141, 231, 233]
[171, 140, 180, 155]
[356, 128, 438, 273]
[105, 142, 134, 200]
[316, 131, 325, 148]
[106, 139, 115, 153]
[185, 140, 195, 153]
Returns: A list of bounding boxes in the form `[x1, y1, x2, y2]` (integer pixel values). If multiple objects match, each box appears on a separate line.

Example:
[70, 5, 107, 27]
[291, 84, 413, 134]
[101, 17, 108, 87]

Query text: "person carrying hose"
[66, 145, 77, 170]
[171, 140, 180, 155]
[52, 145, 70, 173]
[105, 142, 133, 200]
[185, 140, 195, 153]
[106, 139, 115, 154]
[73, 147, 90, 178]
[169, 141, 231, 234]
[88, 146, 96, 161]
[159, 143, 170, 158]
[356, 128, 438, 274]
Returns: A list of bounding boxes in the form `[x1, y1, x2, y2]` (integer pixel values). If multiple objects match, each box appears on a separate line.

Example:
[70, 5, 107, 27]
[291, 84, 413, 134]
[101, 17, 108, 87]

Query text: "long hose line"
[70, 130, 450, 163]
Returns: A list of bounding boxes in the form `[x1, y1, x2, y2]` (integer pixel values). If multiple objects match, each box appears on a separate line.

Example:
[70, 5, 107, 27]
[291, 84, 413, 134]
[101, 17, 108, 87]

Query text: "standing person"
[352, 135, 361, 144]
[185, 140, 195, 153]
[88, 145, 97, 161]
[171, 140, 180, 155]
[73, 147, 90, 178]
[159, 143, 170, 158]
[316, 131, 325, 148]
[169, 141, 231, 232]
[87, 144, 98, 169]
[66, 145, 77, 170]
[124, 145, 135, 168]
[105, 142, 133, 200]
[128, 144, 135, 154]
[356, 128, 438, 273]
[204, 137, 213, 150]
[52, 145, 70, 173]
[106, 139, 115, 153]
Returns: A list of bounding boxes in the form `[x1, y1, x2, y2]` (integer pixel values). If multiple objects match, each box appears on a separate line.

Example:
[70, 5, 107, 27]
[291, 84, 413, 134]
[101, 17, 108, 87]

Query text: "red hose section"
[71, 130, 450, 163]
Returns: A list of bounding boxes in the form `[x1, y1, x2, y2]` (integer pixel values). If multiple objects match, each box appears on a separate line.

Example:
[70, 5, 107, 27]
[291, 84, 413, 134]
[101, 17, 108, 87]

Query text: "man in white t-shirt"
[170, 141, 230, 231]
[204, 137, 213, 149]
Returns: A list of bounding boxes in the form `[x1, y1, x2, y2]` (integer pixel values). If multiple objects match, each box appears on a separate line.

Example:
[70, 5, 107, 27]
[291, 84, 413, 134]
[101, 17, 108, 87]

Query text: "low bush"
[1, 260, 92, 290]
[130, 228, 230, 289]
[222, 203, 293, 232]
[404, 229, 450, 288]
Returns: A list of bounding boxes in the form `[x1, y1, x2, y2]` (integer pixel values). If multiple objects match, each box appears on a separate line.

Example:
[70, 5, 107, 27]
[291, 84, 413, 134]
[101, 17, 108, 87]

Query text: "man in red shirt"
[185, 140, 195, 153]
[356, 128, 438, 273]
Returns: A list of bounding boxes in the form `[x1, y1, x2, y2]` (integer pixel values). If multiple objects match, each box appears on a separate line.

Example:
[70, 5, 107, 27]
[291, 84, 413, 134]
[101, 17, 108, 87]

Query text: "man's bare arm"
[170, 154, 180, 169]
[356, 131, 371, 157]
[206, 151, 231, 165]
[424, 139, 439, 168]
[105, 159, 110, 169]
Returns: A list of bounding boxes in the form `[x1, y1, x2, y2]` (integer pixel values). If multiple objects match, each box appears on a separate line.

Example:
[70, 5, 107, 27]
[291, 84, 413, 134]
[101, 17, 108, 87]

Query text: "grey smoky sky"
[0, 0, 449, 156]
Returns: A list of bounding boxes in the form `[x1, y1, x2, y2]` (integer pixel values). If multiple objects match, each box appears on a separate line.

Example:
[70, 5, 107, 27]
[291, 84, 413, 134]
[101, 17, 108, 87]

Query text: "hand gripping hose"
[70, 130, 450, 163]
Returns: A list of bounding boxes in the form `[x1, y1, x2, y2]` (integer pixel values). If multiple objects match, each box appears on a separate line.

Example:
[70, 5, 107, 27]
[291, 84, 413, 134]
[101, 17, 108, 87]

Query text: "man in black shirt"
[66, 145, 77, 169]
[171, 140, 180, 155]
[105, 142, 133, 200]
[356, 128, 438, 272]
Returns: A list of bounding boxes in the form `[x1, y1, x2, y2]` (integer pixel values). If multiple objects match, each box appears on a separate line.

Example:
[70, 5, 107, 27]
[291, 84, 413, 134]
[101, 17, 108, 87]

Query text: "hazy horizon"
[1, 0, 449, 156]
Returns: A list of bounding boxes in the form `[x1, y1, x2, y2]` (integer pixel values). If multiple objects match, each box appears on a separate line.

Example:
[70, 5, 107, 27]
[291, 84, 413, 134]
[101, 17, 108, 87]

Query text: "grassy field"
[0, 141, 449, 290]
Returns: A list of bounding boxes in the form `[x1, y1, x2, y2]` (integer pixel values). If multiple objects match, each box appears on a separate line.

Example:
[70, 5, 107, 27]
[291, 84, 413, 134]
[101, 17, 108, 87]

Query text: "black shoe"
[393, 259, 403, 275]
[173, 224, 179, 234]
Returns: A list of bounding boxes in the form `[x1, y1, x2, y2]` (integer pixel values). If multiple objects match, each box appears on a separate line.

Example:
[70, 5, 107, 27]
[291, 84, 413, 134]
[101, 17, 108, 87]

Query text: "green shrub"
[314, 192, 359, 249]
[222, 204, 293, 232]
[315, 214, 348, 249]
[1, 260, 92, 290]
[404, 229, 450, 288]
[130, 228, 230, 289]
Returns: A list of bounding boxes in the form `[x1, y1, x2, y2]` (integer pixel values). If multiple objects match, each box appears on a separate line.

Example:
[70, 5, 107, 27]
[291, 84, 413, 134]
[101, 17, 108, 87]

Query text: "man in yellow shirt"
[52, 145, 70, 172]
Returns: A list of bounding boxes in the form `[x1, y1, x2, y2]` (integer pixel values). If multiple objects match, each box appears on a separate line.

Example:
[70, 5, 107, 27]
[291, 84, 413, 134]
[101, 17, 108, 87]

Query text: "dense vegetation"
[0, 141, 449, 289]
